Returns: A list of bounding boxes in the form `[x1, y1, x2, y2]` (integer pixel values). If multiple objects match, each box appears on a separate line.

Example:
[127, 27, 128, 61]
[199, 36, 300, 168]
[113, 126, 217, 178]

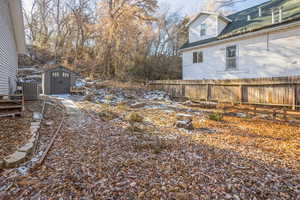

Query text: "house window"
[52, 72, 59, 78]
[200, 24, 207, 36]
[226, 45, 237, 70]
[193, 51, 203, 64]
[62, 72, 70, 78]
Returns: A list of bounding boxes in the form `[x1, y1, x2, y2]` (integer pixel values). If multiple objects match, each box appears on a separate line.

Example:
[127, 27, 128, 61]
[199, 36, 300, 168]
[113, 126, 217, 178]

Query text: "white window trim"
[200, 23, 207, 37]
[225, 45, 239, 71]
[193, 51, 204, 64]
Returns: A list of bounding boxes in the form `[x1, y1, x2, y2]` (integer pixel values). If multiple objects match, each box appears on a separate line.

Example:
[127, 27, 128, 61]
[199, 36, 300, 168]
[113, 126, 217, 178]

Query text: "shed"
[42, 66, 80, 95]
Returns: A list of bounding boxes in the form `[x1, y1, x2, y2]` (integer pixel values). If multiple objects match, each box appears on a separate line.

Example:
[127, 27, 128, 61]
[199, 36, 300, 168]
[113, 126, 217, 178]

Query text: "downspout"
[267, 33, 270, 51]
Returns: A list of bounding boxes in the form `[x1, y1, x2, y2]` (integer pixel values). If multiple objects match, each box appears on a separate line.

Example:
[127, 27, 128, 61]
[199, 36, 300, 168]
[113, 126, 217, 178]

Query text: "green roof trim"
[180, 0, 300, 50]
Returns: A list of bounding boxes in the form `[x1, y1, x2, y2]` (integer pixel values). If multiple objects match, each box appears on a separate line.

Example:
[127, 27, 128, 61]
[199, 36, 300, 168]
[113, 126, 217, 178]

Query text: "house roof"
[8, 0, 26, 54]
[186, 11, 232, 27]
[180, 0, 300, 50]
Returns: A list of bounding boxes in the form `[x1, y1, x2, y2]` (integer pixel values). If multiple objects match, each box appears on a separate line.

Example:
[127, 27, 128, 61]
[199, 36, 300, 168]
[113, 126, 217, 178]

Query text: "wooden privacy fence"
[149, 76, 300, 110]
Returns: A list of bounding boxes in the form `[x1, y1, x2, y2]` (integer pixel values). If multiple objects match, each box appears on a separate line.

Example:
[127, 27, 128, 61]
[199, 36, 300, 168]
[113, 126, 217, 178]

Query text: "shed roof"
[43, 65, 82, 76]
[180, 0, 300, 50]
[43, 66, 75, 73]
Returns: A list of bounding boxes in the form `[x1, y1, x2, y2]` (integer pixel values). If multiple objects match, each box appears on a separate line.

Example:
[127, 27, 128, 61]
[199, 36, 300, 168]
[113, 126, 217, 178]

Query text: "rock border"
[0, 121, 41, 169]
[0, 111, 43, 169]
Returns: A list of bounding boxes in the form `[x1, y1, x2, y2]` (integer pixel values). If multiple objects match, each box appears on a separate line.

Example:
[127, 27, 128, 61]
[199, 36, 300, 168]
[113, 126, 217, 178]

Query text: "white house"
[180, 0, 300, 80]
[0, 0, 26, 94]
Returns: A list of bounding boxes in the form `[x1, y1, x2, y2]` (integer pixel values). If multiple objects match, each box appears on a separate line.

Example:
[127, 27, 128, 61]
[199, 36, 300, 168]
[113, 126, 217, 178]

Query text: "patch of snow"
[143, 104, 168, 109]
[33, 112, 43, 120]
[143, 90, 170, 101]
[236, 113, 248, 118]
[158, 134, 178, 140]
[50, 94, 71, 99]
[17, 166, 29, 175]
[74, 79, 86, 88]
[94, 89, 128, 106]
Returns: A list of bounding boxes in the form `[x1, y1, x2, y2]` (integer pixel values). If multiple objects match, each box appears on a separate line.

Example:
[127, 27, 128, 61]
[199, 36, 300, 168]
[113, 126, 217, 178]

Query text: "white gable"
[188, 12, 230, 43]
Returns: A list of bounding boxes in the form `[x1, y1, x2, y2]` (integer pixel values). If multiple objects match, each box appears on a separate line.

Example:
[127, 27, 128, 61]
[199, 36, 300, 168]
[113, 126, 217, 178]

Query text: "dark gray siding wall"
[0, 0, 18, 95]
[43, 67, 76, 95]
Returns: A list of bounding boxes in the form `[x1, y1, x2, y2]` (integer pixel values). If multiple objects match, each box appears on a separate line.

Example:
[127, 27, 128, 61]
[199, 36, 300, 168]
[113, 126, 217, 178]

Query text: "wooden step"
[0, 105, 23, 110]
[0, 94, 23, 97]
[0, 100, 22, 103]
[0, 112, 22, 118]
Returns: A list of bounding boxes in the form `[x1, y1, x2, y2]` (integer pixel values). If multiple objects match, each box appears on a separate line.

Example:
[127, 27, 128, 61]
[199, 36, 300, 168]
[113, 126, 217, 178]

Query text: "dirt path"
[0, 96, 299, 200]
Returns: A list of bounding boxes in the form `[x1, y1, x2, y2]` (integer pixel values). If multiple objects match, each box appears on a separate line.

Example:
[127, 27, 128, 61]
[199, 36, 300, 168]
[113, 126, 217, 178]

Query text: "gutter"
[179, 18, 300, 53]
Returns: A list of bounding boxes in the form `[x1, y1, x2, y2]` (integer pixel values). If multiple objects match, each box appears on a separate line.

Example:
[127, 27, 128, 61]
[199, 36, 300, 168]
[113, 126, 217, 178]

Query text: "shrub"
[98, 110, 118, 121]
[127, 112, 144, 123]
[209, 113, 223, 121]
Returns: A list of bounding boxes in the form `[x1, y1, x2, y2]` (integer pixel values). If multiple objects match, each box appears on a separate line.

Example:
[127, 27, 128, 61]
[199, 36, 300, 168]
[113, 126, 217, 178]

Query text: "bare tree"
[23, 0, 187, 80]
[203, 0, 248, 12]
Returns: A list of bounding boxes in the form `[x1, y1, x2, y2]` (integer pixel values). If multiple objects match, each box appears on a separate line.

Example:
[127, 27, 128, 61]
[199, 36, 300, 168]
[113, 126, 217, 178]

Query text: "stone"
[0, 159, 4, 169]
[4, 151, 27, 168]
[28, 136, 36, 143]
[18, 142, 34, 153]
[31, 125, 40, 130]
[45, 121, 54, 126]
[31, 122, 41, 126]
[33, 112, 43, 120]
[176, 113, 193, 121]
[130, 102, 147, 108]
[175, 120, 194, 130]
[31, 127, 39, 134]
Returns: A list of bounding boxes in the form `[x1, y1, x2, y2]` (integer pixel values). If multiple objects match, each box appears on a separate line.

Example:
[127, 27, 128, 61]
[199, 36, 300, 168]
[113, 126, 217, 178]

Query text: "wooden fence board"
[149, 76, 300, 109]
[185, 85, 207, 100]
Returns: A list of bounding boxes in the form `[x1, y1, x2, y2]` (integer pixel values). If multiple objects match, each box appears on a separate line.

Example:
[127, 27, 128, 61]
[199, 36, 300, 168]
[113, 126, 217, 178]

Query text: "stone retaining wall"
[0, 113, 43, 169]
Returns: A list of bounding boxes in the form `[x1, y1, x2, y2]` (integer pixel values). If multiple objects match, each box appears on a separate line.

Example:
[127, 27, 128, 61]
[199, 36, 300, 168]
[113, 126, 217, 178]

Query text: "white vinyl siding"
[0, 0, 18, 94]
[182, 27, 300, 80]
[189, 14, 218, 43]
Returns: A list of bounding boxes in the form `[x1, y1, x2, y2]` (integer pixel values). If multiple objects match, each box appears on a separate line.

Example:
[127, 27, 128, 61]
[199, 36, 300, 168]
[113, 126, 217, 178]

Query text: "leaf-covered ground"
[0, 101, 43, 158]
[0, 85, 299, 199]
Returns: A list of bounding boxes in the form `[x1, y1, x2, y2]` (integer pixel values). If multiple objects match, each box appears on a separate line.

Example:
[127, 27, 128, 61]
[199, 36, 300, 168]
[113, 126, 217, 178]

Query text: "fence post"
[292, 84, 297, 110]
[206, 84, 210, 101]
[239, 84, 243, 104]
[181, 85, 185, 98]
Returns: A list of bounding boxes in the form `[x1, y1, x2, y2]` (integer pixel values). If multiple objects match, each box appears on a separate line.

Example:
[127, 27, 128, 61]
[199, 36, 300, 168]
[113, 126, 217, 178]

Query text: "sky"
[24, 0, 270, 16]
[158, 0, 270, 15]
